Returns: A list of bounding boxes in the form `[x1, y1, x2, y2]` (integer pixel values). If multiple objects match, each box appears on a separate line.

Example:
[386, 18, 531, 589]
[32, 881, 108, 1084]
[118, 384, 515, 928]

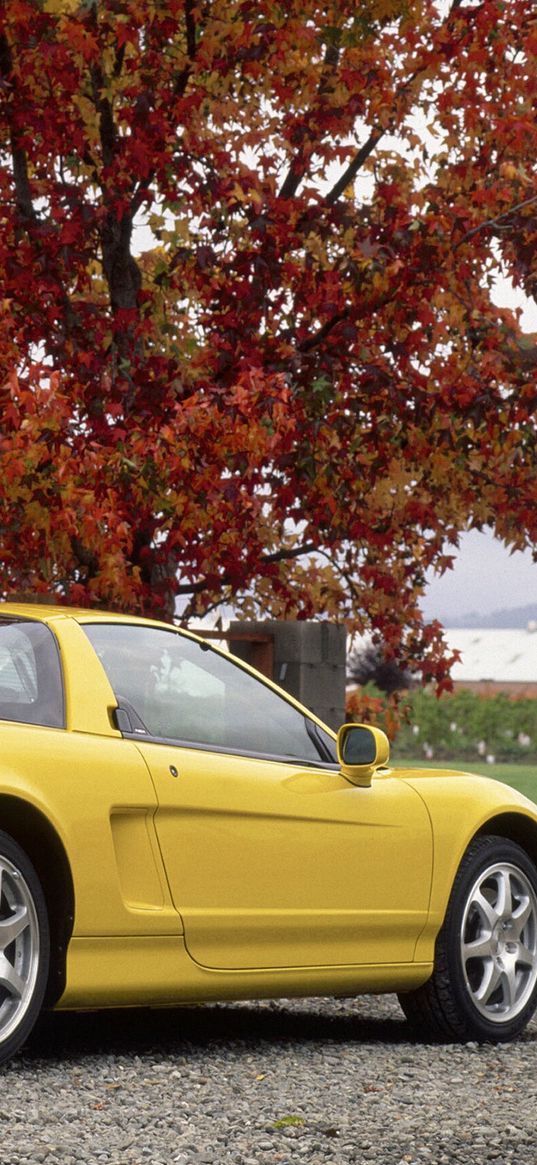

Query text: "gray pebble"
[1, 995, 537, 1164]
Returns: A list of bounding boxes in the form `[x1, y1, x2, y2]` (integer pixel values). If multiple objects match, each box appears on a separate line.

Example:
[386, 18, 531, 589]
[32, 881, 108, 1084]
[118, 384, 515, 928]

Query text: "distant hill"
[444, 603, 537, 629]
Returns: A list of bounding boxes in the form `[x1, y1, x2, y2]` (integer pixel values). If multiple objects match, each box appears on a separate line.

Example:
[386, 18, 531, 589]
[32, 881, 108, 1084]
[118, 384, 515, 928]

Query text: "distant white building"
[445, 625, 537, 695]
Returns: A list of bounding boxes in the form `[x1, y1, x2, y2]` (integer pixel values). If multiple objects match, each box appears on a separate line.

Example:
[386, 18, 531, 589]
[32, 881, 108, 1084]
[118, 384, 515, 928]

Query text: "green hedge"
[393, 689, 537, 763]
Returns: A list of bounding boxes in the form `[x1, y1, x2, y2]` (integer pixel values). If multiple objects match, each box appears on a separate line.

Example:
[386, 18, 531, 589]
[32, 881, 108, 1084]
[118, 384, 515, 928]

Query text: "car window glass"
[83, 623, 336, 764]
[0, 620, 64, 728]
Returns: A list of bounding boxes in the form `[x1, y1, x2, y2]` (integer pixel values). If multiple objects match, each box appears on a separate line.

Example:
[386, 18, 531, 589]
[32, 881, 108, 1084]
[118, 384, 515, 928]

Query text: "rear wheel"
[0, 831, 50, 1064]
[399, 836, 537, 1042]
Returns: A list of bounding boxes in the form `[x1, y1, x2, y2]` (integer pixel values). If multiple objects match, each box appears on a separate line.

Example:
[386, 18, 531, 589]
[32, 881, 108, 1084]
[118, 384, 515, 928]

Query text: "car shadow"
[21, 997, 413, 1063]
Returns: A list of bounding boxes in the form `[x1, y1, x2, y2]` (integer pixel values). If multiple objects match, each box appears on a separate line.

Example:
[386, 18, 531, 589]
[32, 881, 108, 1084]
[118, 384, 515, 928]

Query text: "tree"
[0, 0, 536, 686]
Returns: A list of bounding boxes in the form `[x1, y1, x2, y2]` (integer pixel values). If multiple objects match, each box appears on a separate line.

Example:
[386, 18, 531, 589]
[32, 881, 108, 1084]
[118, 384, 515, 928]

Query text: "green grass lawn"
[395, 757, 537, 802]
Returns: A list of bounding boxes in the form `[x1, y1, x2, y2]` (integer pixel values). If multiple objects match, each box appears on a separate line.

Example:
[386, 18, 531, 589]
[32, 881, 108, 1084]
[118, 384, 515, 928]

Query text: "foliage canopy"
[1, 0, 536, 683]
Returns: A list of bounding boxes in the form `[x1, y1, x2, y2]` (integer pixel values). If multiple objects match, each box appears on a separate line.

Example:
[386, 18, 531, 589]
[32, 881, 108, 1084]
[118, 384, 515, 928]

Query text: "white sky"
[422, 530, 537, 622]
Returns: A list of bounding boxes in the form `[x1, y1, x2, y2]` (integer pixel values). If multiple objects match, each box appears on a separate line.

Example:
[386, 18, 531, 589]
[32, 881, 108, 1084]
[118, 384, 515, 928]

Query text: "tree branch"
[174, 0, 198, 95]
[323, 0, 472, 207]
[83, 12, 142, 321]
[277, 38, 342, 201]
[185, 0, 197, 59]
[174, 541, 318, 596]
[0, 33, 36, 220]
[454, 193, 537, 249]
[325, 129, 385, 206]
[262, 540, 317, 565]
[113, 41, 126, 80]
[297, 311, 348, 352]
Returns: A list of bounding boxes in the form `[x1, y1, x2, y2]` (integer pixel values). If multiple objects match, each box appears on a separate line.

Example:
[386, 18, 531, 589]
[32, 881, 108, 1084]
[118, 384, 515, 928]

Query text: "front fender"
[399, 769, 537, 963]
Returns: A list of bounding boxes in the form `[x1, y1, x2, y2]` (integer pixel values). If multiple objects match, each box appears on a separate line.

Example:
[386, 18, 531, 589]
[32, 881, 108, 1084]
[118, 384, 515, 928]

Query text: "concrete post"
[229, 620, 347, 731]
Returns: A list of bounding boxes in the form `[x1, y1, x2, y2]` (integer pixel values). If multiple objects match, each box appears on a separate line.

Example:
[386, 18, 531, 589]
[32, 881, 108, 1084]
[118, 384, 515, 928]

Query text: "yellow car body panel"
[49, 612, 122, 737]
[0, 719, 179, 936]
[1, 600, 537, 1035]
[58, 936, 431, 1010]
[136, 741, 432, 970]
[398, 768, 537, 963]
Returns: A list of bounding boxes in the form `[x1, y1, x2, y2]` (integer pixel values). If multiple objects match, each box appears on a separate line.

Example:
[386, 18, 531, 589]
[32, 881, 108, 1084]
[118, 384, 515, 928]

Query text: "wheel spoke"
[496, 870, 514, 922]
[472, 887, 499, 931]
[517, 942, 537, 970]
[462, 932, 495, 961]
[0, 953, 25, 1000]
[0, 907, 29, 952]
[473, 958, 502, 1006]
[502, 963, 519, 1011]
[511, 896, 533, 941]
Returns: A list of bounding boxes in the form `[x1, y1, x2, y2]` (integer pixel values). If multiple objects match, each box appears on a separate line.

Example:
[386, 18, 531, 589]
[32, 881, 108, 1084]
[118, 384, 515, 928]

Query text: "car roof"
[0, 600, 169, 628]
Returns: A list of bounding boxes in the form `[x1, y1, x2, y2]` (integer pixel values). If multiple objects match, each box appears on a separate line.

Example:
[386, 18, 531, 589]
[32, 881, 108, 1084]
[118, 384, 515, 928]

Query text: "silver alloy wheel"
[0, 854, 41, 1044]
[461, 860, 537, 1024]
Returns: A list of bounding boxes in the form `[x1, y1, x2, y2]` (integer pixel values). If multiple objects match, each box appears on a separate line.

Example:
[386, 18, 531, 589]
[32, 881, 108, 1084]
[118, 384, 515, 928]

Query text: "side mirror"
[337, 723, 390, 787]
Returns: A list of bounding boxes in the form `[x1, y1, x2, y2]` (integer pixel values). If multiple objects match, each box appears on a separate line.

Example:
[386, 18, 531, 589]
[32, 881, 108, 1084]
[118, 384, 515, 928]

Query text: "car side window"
[83, 623, 337, 765]
[0, 619, 64, 728]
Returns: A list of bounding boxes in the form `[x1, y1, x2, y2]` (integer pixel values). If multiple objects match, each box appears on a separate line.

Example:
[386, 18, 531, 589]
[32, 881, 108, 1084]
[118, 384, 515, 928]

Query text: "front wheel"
[0, 831, 50, 1064]
[399, 836, 537, 1042]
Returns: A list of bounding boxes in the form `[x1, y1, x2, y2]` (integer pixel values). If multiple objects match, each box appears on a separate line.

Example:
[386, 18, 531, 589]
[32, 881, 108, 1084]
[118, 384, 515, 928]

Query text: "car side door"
[135, 739, 433, 971]
[81, 621, 433, 971]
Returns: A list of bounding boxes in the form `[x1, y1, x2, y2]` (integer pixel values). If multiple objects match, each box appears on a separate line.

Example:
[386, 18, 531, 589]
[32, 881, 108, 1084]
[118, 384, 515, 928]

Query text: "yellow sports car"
[1, 601, 537, 1063]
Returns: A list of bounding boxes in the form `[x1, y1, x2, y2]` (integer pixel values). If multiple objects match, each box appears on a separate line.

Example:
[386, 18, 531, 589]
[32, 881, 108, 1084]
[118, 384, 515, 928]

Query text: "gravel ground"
[2, 994, 537, 1165]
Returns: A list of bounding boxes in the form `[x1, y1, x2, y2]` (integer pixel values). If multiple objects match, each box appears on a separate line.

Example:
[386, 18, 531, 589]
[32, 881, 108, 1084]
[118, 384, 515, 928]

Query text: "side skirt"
[56, 935, 433, 1009]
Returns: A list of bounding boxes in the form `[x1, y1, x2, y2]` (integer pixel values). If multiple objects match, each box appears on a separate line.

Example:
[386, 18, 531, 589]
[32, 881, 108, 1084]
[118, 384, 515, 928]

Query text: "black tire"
[399, 835, 537, 1042]
[0, 830, 50, 1064]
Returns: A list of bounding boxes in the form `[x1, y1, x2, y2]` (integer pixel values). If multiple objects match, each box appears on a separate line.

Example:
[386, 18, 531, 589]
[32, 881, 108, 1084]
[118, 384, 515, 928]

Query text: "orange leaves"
[60, 17, 99, 61]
